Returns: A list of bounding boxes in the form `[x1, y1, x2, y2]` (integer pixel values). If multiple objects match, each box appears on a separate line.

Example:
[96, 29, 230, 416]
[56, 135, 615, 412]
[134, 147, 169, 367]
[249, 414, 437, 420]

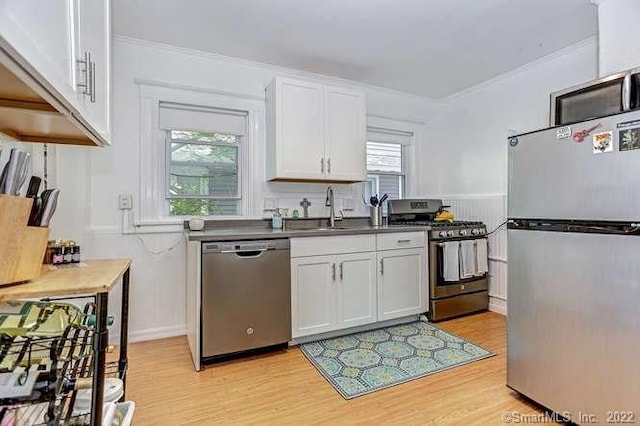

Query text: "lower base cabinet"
[377, 247, 426, 321]
[292, 252, 376, 338]
[290, 232, 427, 340]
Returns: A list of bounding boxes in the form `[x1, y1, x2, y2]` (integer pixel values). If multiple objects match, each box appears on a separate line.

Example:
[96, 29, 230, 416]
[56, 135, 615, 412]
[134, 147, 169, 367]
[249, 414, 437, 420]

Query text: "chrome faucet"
[325, 186, 339, 228]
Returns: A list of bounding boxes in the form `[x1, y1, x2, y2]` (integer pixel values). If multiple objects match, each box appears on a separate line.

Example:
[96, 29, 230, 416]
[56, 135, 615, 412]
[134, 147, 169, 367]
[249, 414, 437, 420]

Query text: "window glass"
[167, 130, 241, 216]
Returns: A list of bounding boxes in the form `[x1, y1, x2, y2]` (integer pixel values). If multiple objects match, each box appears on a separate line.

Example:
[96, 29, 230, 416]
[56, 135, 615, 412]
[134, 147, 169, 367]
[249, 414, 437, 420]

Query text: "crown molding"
[111, 35, 436, 104]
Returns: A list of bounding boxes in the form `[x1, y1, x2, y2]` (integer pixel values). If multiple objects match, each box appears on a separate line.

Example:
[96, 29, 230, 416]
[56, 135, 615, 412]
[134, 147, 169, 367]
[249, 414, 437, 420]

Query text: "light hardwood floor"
[125, 312, 549, 425]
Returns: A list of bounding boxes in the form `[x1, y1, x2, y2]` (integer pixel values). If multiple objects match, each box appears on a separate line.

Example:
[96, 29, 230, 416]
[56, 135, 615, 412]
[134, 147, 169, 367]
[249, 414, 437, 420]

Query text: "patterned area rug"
[300, 320, 495, 399]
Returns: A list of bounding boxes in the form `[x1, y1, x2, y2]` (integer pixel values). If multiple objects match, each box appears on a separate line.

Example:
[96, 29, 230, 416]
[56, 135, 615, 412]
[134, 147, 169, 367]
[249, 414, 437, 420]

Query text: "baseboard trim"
[489, 297, 507, 316]
[110, 324, 186, 344]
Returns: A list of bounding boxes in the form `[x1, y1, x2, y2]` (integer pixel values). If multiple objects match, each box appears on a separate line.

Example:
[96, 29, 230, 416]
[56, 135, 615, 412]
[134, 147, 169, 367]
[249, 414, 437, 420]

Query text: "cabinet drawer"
[376, 232, 426, 251]
[291, 234, 375, 257]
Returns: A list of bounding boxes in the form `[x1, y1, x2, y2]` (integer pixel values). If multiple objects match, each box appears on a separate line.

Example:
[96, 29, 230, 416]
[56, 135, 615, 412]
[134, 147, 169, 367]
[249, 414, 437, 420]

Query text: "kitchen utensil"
[26, 176, 42, 226]
[379, 193, 389, 205]
[370, 205, 383, 227]
[370, 195, 379, 207]
[0, 149, 30, 195]
[14, 152, 31, 195]
[572, 123, 602, 142]
[25, 176, 41, 198]
[34, 188, 60, 227]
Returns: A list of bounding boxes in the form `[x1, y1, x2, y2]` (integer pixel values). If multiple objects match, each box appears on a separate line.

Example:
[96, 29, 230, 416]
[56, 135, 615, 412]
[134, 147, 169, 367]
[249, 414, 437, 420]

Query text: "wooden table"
[0, 258, 132, 425]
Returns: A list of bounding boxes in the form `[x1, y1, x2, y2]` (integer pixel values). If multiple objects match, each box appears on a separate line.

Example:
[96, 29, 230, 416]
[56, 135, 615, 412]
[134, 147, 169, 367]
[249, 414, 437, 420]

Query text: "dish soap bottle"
[272, 208, 283, 230]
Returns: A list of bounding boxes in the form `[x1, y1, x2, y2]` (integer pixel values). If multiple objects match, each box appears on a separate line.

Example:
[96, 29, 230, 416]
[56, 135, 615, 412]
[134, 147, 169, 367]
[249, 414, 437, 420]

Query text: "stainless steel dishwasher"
[201, 239, 291, 359]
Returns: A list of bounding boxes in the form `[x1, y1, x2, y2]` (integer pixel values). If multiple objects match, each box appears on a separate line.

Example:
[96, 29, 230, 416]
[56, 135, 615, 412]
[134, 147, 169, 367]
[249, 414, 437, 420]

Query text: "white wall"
[423, 37, 598, 313]
[596, 0, 640, 76]
[46, 36, 435, 342]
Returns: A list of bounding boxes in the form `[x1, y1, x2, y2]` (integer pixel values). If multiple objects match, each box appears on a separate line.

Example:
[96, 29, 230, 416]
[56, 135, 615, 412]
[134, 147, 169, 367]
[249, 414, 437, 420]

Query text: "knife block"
[0, 195, 50, 285]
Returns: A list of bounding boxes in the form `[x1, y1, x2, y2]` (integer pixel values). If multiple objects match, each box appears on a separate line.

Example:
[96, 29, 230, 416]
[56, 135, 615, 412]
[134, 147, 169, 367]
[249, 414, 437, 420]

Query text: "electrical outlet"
[119, 193, 133, 210]
[263, 198, 278, 210]
[343, 198, 355, 210]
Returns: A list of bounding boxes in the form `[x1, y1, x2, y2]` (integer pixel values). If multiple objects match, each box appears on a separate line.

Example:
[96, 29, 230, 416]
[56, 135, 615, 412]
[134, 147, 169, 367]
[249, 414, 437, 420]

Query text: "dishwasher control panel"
[202, 238, 289, 253]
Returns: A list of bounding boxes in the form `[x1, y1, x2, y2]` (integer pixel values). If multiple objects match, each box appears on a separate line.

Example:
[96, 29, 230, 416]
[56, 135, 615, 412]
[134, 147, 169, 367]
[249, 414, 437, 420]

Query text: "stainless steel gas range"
[388, 199, 489, 321]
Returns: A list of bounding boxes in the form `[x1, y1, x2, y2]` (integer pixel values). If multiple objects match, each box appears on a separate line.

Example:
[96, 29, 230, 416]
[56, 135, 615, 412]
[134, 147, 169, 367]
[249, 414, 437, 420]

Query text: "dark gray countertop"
[186, 218, 430, 241]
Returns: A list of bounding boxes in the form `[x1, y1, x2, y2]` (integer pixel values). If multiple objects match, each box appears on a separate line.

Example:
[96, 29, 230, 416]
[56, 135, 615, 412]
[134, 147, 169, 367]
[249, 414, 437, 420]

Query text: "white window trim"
[365, 116, 423, 198]
[137, 82, 263, 229]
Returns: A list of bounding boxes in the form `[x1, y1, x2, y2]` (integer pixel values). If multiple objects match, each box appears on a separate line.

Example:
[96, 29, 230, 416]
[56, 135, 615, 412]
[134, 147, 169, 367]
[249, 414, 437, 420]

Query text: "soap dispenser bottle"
[272, 208, 283, 230]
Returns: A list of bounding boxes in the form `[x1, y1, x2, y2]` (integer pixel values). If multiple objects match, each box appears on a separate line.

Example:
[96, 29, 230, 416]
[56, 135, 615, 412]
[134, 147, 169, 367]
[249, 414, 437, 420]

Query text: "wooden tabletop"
[0, 258, 132, 301]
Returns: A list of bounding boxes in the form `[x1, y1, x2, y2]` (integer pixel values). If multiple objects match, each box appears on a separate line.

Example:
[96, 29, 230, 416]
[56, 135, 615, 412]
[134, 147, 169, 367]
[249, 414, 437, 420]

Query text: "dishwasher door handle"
[221, 249, 267, 258]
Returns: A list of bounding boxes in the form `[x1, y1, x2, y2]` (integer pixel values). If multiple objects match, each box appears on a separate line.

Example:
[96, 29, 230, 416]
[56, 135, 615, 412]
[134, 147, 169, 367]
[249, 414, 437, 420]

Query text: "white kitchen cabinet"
[266, 76, 366, 182]
[0, 0, 79, 104]
[324, 86, 367, 181]
[76, 0, 111, 140]
[291, 252, 377, 338]
[291, 255, 336, 337]
[0, 0, 111, 146]
[377, 247, 427, 321]
[336, 252, 377, 328]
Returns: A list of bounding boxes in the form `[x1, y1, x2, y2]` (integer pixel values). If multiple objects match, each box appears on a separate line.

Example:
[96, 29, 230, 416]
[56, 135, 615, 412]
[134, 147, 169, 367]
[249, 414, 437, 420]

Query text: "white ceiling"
[112, 0, 598, 99]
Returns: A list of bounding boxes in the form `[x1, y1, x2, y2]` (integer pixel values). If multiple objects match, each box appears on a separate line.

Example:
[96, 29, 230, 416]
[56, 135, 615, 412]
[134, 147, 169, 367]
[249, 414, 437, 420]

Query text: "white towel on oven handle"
[443, 241, 460, 282]
[475, 238, 489, 275]
[460, 240, 477, 278]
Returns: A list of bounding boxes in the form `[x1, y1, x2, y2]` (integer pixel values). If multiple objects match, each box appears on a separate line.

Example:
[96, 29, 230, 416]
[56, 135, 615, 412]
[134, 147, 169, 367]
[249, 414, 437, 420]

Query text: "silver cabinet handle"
[397, 239, 411, 243]
[321, 158, 325, 174]
[327, 158, 331, 174]
[76, 51, 96, 102]
[332, 262, 336, 281]
[339, 262, 344, 280]
[380, 259, 384, 275]
[90, 59, 96, 103]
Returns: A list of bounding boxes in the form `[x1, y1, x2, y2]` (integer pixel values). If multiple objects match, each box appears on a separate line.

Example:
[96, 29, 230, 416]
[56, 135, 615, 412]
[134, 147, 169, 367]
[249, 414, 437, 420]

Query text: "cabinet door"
[291, 255, 336, 338]
[0, 0, 81, 107]
[377, 248, 426, 321]
[276, 78, 325, 179]
[76, 0, 110, 141]
[324, 86, 366, 181]
[336, 252, 376, 328]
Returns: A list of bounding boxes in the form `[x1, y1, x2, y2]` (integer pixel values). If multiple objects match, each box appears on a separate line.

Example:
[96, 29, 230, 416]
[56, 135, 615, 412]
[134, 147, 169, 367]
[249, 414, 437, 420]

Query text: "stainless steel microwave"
[550, 68, 640, 126]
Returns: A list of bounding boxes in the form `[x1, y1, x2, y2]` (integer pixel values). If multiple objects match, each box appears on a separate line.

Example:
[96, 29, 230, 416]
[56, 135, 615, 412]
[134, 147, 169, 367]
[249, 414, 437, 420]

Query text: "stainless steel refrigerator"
[507, 110, 640, 422]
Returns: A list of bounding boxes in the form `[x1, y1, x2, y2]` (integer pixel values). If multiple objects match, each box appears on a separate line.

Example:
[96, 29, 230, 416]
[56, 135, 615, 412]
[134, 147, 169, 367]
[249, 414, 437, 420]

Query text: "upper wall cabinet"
[0, 0, 110, 146]
[266, 77, 366, 182]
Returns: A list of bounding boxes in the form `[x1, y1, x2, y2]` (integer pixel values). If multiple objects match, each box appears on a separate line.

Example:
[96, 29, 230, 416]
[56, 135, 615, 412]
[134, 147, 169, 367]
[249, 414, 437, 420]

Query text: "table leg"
[90, 292, 108, 425]
[118, 267, 130, 400]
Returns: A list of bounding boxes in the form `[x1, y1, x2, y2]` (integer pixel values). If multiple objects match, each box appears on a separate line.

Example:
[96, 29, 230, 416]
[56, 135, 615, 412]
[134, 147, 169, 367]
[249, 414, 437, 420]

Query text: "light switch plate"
[263, 198, 278, 210]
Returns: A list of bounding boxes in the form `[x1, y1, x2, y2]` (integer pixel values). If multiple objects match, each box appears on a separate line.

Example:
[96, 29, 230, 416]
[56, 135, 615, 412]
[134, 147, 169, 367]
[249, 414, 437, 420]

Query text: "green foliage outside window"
[168, 131, 240, 216]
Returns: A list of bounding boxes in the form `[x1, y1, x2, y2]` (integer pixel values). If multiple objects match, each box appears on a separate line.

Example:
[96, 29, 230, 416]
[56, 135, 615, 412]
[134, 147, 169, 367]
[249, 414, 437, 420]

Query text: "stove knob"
[479, 228, 486, 235]
[459, 229, 468, 236]
[439, 231, 447, 237]
[447, 230, 455, 237]
[471, 229, 480, 235]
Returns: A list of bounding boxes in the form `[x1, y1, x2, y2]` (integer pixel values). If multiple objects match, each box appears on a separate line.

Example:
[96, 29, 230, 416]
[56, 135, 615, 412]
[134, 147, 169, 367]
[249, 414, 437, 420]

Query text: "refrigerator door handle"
[622, 73, 632, 111]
